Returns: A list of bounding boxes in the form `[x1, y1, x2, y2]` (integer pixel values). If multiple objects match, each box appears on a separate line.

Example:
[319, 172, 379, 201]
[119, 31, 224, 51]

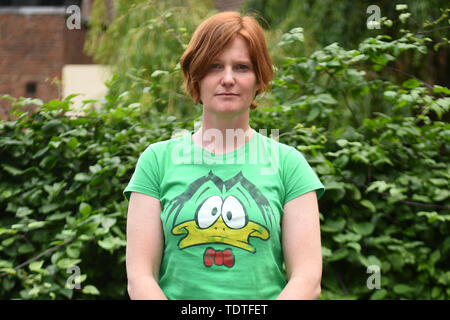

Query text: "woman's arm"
[126, 192, 167, 300]
[277, 190, 323, 300]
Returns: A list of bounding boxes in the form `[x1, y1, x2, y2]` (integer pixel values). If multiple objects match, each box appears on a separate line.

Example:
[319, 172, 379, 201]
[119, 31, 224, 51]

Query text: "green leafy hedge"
[0, 6, 449, 299]
[0, 95, 183, 299]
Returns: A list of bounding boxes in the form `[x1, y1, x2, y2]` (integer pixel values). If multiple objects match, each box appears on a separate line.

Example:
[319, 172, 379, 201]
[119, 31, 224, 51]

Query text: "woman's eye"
[210, 63, 221, 69]
[238, 64, 249, 70]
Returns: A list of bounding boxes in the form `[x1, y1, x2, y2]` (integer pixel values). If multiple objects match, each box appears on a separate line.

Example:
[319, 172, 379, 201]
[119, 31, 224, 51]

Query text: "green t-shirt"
[123, 129, 325, 300]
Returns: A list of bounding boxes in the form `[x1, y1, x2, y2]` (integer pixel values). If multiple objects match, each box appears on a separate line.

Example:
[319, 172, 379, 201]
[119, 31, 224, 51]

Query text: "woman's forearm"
[127, 276, 168, 300]
[276, 276, 321, 300]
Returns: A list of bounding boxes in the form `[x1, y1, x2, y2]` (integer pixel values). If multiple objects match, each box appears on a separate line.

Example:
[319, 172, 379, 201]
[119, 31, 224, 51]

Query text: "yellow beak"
[172, 216, 269, 252]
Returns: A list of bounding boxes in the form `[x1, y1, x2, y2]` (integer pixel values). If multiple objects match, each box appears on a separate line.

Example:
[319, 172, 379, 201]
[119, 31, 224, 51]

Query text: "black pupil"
[212, 207, 218, 216]
[226, 211, 232, 221]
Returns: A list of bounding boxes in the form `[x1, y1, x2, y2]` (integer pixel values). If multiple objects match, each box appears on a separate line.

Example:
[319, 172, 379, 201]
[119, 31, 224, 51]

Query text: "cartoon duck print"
[165, 170, 275, 268]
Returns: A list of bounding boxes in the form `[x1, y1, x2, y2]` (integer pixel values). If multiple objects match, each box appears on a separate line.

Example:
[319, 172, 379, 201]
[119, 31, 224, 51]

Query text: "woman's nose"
[220, 67, 235, 86]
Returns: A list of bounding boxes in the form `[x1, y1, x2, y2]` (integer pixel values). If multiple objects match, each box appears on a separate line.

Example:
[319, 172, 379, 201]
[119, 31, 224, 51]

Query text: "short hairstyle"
[180, 11, 273, 105]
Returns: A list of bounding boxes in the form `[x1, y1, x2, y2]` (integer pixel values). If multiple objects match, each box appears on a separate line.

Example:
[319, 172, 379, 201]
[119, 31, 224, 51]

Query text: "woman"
[124, 11, 325, 300]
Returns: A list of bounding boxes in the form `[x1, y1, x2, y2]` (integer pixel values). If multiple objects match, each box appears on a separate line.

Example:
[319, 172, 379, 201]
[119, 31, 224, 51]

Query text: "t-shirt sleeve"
[123, 145, 161, 201]
[283, 146, 325, 205]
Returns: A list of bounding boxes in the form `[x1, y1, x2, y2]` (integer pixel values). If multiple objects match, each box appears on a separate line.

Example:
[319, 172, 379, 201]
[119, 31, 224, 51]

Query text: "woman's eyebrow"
[235, 60, 252, 65]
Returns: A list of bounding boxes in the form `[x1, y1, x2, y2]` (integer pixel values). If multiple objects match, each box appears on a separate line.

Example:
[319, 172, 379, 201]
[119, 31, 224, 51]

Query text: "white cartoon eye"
[222, 196, 247, 229]
[196, 195, 223, 229]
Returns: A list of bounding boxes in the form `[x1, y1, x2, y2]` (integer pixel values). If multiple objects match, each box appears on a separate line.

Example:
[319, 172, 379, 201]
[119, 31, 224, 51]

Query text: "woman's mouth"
[216, 93, 239, 96]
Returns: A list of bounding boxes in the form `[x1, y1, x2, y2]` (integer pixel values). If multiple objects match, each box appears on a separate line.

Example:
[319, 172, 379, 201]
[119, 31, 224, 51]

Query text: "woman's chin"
[208, 103, 249, 114]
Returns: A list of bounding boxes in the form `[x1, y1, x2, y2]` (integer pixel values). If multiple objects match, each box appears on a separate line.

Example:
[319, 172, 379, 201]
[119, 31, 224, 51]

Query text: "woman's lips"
[216, 93, 239, 96]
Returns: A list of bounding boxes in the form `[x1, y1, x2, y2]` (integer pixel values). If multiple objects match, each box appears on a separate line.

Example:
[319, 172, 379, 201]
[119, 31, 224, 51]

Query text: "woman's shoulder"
[254, 130, 297, 156]
[140, 131, 189, 157]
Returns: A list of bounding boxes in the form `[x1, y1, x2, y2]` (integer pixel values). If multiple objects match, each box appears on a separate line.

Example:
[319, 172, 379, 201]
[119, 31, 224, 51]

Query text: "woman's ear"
[254, 83, 260, 98]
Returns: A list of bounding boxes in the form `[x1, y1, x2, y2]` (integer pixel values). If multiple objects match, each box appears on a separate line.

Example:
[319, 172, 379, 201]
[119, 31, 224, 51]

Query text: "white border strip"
[0, 6, 66, 15]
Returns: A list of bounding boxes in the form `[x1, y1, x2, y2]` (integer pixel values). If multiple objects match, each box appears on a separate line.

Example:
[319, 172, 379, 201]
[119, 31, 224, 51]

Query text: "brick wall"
[0, 8, 92, 120]
[0, 0, 246, 120]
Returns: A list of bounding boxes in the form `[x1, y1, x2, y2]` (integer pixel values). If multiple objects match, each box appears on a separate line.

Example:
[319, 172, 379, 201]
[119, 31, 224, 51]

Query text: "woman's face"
[199, 36, 258, 117]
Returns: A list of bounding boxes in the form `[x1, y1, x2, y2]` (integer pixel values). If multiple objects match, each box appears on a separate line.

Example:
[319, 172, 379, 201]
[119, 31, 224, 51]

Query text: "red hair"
[180, 11, 273, 108]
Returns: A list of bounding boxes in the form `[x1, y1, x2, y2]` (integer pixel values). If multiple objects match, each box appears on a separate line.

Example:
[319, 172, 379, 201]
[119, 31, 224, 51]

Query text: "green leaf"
[49, 140, 62, 149]
[321, 246, 332, 258]
[429, 178, 448, 186]
[29, 260, 44, 272]
[39, 203, 59, 214]
[333, 232, 362, 243]
[28, 221, 47, 230]
[399, 13, 411, 23]
[100, 216, 117, 230]
[0, 268, 16, 275]
[41, 119, 62, 132]
[322, 218, 346, 233]
[433, 189, 450, 202]
[436, 97, 449, 111]
[39, 155, 58, 170]
[433, 85, 450, 95]
[370, 289, 388, 300]
[351, 221, 375, 236]
[66, 137, 79, 150]
[79, 203, 92, 218]
[395, 4, 408, 11]
[383, 91, 397, 101]
[151, 70, 168, 78]
[327, 248, 349, 262]
[306, 108, 320, 122]
[18, 244, 34, 254]
[402, 78, 421, 89]
[430, 250, 441, 265]
[2, 164, 24, 176]
[366, 181, 391, 193]
[47, 211, 70, 221]
[57, 258, 81, 270]
[74, 172, 91, 182]
[2, 237, 16, 247]
[82, 285, 100, 295]
[418, 211, 450, 223]
[393, 284, 414, 295]
[16, 207, 33, 218]
[431, 287, 442, 299]
[64, 93, 81, 101]
[360, 199, 376, 213]
[334, 155, 349, 168]
[336, 139, 348, 147]
[98, 236, 126, 251]
[278, 27, 304, 46]
[359, 255, 381, 268]
[0, 260, 13, 268]
[43, 181, 67, 199]
[66, 245, 80, 259]
[346, 242, 361, 252]
[316, 93, 337, 105]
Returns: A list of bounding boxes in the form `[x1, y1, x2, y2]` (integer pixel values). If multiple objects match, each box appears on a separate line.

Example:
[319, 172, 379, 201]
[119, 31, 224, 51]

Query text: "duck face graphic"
[165, 170, 275, 268]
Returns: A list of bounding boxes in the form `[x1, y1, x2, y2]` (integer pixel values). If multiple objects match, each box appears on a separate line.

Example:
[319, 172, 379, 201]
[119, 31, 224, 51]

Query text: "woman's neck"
[192, 125, 255, 154]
